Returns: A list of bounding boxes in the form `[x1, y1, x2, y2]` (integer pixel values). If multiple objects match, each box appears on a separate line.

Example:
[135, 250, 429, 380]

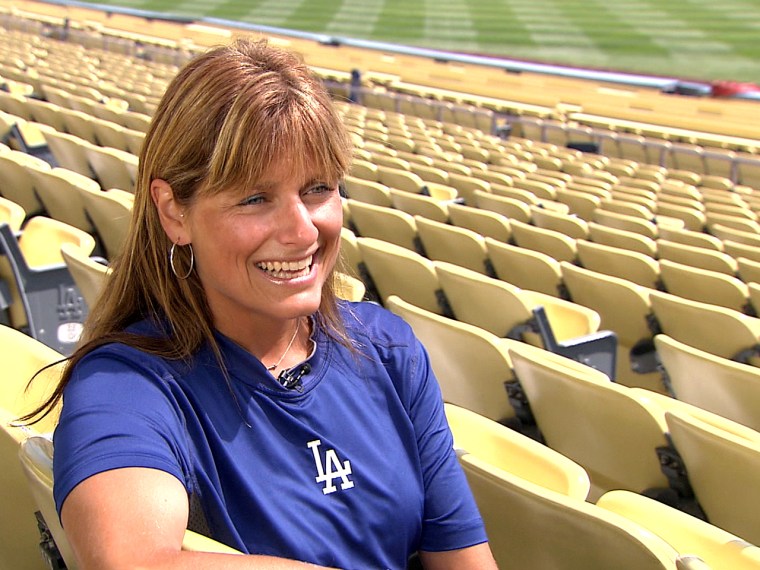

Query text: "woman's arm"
[61, 467, 333, 569]
[420, 543, 497, 570]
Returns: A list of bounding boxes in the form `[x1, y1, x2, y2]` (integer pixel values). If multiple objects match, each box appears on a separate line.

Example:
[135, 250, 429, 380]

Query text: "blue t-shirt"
[53, 301, 487, 569]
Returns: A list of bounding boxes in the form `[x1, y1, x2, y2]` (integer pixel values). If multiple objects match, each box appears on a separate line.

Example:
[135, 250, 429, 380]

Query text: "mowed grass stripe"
[325, 0, 386, 37]
[559, 0, 671, 56]
[463, 0, 536, 47]
[284, 0, 345, 33]
[373, 0, 426, 42]
[206, 0, 269, 22]
[506, 0, 599, 49]
[422, 0, 477, 45]
[654, 1, 760, 60]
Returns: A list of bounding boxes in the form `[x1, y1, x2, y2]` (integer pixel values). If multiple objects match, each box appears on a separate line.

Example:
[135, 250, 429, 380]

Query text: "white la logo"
[307, 439, 354, 495]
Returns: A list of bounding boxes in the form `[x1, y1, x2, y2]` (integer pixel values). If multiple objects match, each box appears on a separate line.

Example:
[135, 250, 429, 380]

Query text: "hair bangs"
[202, 74, 352, 197]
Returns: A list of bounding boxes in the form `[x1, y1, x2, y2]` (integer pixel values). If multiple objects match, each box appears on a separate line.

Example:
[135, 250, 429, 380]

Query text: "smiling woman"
[23, 39, 496, 570]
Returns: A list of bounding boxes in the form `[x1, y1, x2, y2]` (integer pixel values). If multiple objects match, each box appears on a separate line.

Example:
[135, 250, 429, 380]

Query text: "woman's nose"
[279, 199, 319, 244]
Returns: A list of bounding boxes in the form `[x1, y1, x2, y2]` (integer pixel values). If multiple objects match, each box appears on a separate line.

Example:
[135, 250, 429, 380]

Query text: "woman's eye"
[240, 194, 266, 206]
[306, 184, 333, 196]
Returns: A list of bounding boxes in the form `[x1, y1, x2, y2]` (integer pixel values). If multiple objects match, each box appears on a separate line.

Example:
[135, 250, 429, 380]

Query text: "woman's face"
[183, 159, 343, 334]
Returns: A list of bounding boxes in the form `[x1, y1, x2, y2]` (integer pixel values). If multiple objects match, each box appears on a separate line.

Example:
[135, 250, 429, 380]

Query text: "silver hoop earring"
[169, 242, 194, 280]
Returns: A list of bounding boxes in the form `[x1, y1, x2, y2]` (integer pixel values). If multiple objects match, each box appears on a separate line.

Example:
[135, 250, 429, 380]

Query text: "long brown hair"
[25, 38, 354, 422]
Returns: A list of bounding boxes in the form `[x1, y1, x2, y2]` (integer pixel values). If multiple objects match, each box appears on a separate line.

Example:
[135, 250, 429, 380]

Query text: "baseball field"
[84, 0, 760, 83]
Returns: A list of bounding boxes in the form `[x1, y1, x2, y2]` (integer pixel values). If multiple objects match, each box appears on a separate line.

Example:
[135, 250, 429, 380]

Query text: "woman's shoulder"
[339, 300, 416, 346]
[74, 318, 179, 377]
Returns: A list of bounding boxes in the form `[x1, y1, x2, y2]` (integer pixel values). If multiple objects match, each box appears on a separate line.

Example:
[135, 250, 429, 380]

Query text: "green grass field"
[90, 0, 760, 83]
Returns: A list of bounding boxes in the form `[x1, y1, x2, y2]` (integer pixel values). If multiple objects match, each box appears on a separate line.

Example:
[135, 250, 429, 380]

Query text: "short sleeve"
[407, 337, 488, 552]
[53, 350, 191, 517]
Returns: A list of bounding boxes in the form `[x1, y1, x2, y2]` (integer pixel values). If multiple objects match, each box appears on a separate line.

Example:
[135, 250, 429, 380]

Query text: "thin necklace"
[266, 319, 300, 371]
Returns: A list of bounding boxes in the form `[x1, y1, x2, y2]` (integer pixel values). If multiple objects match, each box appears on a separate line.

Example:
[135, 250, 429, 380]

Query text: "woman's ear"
[151, 179, 191, 244]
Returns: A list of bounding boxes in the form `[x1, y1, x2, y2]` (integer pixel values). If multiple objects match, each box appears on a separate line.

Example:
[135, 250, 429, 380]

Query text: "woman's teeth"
[256, 255, 313, 279]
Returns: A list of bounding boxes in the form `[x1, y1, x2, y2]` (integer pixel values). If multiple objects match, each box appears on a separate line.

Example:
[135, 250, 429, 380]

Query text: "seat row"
[449, 402, 760, 570]
[515, 115, 760, 189]
[343, 193, 760, 300]
[343, 169, 760, 303]
[0, 141, 133, 258]
[343, 222, 760, 394]
[0, 27, 171, 115]
[346, 125, 760, 219]
[0, 85, 151, 136]
[388, 295, 760, 553]
[344, 107, 755, 202]
[0, 109, 139, 195]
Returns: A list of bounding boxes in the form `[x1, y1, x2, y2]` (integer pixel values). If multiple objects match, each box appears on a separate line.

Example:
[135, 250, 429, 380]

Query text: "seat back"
[665, 409, 760, 545]
[576, 239, 661, 289]
[593, 208, 659, 240]
[434, 261, 534, 337]
[655, 334, 760, 432]
[376, 164, 425, 193]
[333, 271, 365, 302]
[530, 207, 589, 240]
[60, 242, 110, 310]
[510, 219, 577, 263]
[409, 162, 449, 185]
[655, 202, 706, 233]
[25, 99, 68, 133]
[706, 212, 760, 234]
[588, 221, 659, 257]
[447, 202, 511, 242]
[474, 190, 532, 223]
[415, 217, 488, 274]
[90, 117, 129, 151]
[711, 223, 760, 248]
[390, 190, 449, 223]
[555, 187, 601, 221]
[349, 158, 379, 181]
[342, 175, 392, 207]
[658, 259, 751, 314]
[435, 259, 600, 343]
[0, 326, 63, 570]
[84, 145, 138, 192]
[657, 239, 738, 276]
[447, 172, 489, 206]
[724, 239, 760, 263]
[356, 237, 446, 315]
[598, 489, 760, 570]
[485, 237, 565, 298]
[560, 262, 656, 363]
[346, 199, 421, 253]
[40, 129, 94, 178]
[445, 404, 590, 499]
[0, 195, 26, 231]
[737, 256, 760, 286]
[28, 167, 97, 234]
[0, 150, 48, 216]
[508, 342, 670, 499]
[656, 226, 722, 252]
[59, 109, 98, 145]
[460, 454, 680, 570]
[558, 263, 675, 392]
[649, 291, 760, 365]
[18, 436, 77, 569]
[79, 188, 133, 260]
[338, 227, 363, 281]
[386, 295, 516, 423]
